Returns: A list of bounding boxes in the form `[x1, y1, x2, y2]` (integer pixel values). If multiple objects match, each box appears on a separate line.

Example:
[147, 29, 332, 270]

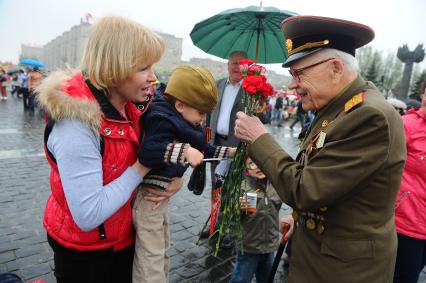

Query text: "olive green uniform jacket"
[249, 76, 406, 283]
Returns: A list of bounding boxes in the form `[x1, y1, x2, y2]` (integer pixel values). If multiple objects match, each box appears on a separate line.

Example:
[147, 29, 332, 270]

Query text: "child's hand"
[228, 147, 237, 157]
[279, 214, 295, 241]
[185, 146, 204, 167]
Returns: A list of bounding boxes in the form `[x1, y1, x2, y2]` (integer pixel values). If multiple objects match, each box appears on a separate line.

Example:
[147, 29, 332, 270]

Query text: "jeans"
[290, 113, 305, 128]
[393, 233, 426, 283]
[271, 108, 282, 122]
[229, 251, 274, 283]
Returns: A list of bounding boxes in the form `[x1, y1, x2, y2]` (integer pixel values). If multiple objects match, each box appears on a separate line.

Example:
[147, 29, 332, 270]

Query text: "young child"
[229, 157, 292, 283]
[132, 65, 235, 283]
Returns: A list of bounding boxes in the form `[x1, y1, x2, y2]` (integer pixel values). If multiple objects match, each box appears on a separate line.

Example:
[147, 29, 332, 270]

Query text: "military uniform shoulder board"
[344, 92, 365, 113]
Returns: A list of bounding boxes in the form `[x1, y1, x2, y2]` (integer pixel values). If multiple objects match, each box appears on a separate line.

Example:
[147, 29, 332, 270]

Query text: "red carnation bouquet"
[214, 60, 273, 255]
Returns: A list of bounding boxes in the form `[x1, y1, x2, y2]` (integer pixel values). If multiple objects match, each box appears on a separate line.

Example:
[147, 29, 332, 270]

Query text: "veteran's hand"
[280, 214, 295, 241]
[234, 112, 267, 144]
[143, 177, 183, 210]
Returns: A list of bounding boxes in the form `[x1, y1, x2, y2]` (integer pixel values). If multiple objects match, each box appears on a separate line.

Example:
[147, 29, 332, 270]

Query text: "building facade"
[20, 44, 43, 61]
[40, 22, 183, 73]
[42, 22, 91, 71]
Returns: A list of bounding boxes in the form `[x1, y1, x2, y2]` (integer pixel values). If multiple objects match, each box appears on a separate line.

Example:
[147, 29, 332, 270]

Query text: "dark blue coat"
[139, 94, 217, 187]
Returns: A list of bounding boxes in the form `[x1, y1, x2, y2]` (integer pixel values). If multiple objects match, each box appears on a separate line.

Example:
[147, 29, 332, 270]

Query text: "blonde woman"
[37, 16, 182, 283]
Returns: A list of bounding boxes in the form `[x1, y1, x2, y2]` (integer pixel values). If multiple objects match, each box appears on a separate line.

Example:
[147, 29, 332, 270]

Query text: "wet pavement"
[1, 94, 425, 282]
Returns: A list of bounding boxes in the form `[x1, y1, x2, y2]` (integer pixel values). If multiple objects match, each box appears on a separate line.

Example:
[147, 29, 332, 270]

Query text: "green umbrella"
[190, 5, 297, 64]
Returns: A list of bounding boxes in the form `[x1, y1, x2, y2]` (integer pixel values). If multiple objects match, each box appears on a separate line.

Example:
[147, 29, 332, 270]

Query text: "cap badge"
[286, 39, 293, 54]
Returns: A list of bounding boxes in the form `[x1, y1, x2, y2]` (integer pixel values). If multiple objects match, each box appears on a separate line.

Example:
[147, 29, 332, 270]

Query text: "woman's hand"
[143, 177, 183, 210]
[234, 112, 268, 144]
[132, 161, 151, 177]
[279, 214, 295, 241]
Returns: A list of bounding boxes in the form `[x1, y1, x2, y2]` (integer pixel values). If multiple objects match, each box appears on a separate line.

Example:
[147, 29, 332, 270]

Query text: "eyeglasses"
[288, 58, 335, 82]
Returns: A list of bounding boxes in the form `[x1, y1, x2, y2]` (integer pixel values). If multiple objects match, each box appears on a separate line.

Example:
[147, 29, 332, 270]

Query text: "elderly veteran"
[234, 15, 406, 283]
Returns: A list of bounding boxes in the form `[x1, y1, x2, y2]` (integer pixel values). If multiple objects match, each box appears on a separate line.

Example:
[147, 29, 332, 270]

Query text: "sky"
[0, 0, 425, 74]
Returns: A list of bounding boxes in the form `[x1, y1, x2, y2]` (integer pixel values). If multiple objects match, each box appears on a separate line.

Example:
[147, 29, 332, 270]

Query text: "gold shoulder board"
[344, 92, 365, 113]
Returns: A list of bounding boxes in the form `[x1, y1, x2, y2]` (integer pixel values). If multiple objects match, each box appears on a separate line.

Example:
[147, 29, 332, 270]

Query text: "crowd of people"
[0, 11, 425, 283]
[0, 65, 46, 115]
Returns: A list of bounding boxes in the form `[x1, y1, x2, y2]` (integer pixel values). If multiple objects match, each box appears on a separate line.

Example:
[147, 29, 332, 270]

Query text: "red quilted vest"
[43, 73, 142, 251]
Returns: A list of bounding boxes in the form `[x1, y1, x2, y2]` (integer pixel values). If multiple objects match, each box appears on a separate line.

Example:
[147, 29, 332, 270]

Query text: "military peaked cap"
[280, 15, 375, 67]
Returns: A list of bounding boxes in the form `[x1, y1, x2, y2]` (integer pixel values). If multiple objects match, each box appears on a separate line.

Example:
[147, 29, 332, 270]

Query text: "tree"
[356, 46, 374, 78]
[410, 70, 426, 99]
[365, 52, 382, 86]
[381, 53, 403, 97]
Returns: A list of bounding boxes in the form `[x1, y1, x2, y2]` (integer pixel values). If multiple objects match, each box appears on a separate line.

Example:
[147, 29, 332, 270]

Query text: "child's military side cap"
[165, 65, 218, 113]
[280, 15, 375, 67]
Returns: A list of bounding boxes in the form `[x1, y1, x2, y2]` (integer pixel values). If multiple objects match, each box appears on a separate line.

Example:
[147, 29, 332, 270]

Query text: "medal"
[306, 218, 316, 230]
[316, 222, 325, 235]
[316, 131, 326, 149]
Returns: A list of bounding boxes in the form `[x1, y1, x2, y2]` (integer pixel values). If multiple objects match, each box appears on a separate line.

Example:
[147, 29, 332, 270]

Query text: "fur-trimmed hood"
[37, 70, 101, 134]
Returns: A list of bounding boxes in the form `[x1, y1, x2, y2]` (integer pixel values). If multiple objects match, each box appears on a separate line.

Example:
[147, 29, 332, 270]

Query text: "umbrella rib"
[263, 16, 287, 62]
[223, 13, 259, 58]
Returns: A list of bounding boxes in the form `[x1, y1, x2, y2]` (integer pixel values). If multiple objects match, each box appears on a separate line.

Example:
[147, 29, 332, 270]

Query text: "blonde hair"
[81, 16, 165, 89]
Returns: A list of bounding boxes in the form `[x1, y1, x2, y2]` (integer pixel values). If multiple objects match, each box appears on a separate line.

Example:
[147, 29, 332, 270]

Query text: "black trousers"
[393, 233, 426, 283]
[48, 235, 134, 283]
[20, 87, 29, 109]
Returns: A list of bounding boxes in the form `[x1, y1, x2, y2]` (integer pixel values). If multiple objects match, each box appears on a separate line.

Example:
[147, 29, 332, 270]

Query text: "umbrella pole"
[255, 20, 261, 62]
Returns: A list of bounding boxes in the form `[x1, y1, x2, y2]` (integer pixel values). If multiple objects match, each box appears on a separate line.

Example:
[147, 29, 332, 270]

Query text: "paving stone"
[168, 271, 184, 283]
[169, 223, 185, 233]
[186, 266, 227, 283]
[173, 241, 196, 253]
[38, 273, 56, 283]
[0, 242, 19, 253]
[14, 244, 46, 258]
[21, 262, 52, 280]
[181, 219, 198, 229]
[16, 253, 50, 269]
[175, 262, 206, 279]
[169, 254, 190, 271]
[0, 251, 15, 264]
[171, 230, 193, 242]
[6, 260, 19, 272]
[165, 247, 180, 258]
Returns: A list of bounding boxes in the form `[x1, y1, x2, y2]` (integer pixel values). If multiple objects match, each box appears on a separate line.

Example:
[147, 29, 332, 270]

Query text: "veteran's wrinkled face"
[421, 88, 426, 115]
[287, 53, 338, 112]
